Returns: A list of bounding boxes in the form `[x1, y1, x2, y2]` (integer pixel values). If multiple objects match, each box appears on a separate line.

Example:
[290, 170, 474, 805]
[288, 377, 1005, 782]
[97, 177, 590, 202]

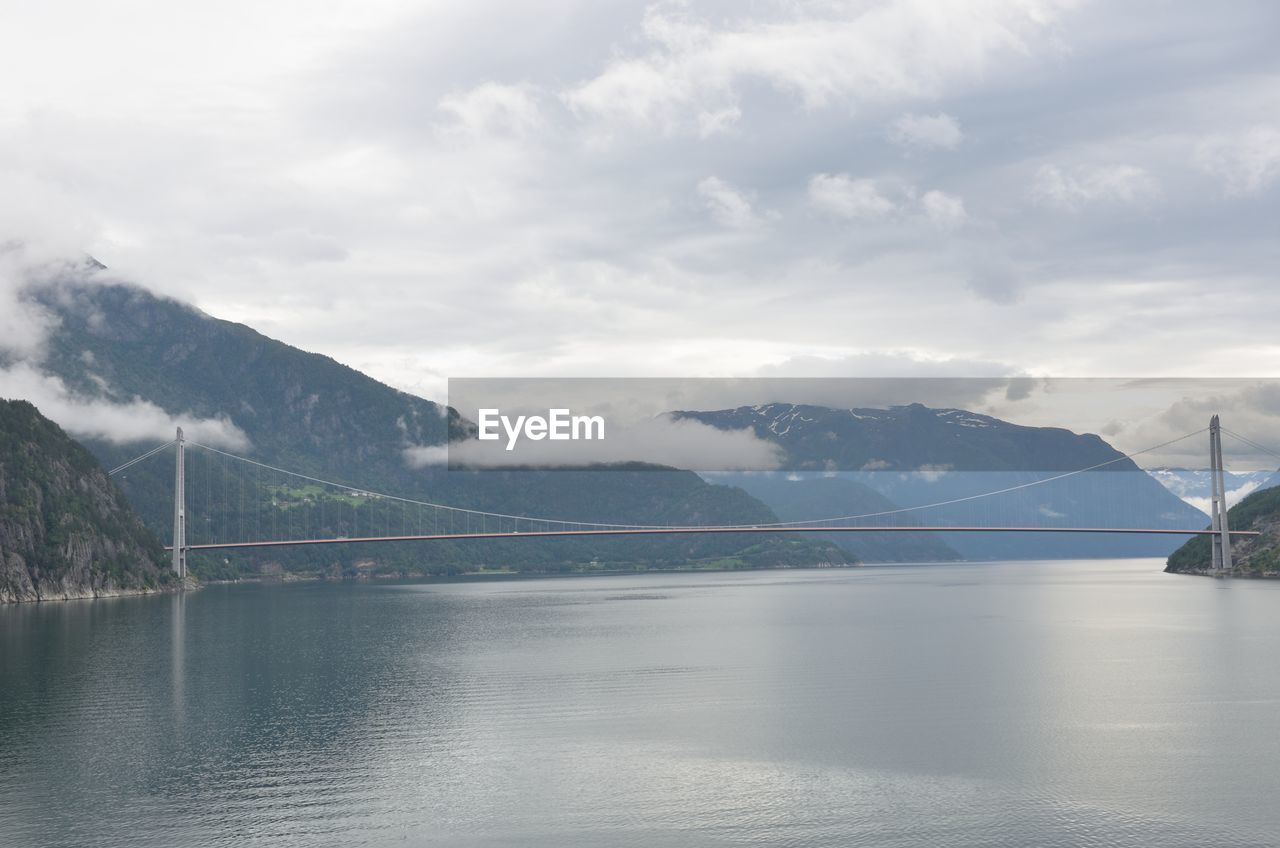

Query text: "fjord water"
[3, 562, 1279, 847]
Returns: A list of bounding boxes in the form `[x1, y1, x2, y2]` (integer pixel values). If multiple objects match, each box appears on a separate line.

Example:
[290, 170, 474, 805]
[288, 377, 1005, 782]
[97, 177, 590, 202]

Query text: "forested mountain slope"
[0, 399, 170, 602]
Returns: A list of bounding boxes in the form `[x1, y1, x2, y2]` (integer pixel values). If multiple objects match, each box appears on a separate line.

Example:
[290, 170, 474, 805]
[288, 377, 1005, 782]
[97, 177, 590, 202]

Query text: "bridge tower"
[1208, 415, 1233, 574]
[172, 426, 187, 579]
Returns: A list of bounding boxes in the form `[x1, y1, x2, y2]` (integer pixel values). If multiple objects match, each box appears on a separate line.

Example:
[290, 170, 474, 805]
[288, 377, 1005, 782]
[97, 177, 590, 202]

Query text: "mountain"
[675, 402, 1142, 471]
[1147, 467, 1278, 511]
[676, 403, 1209, 559]
[29, 281, 469, 480]
[706, 473, 960, 562]
[0, 399, 171, 602]
[1166, 485, 1280, 577]
[19, 279, 849, 577]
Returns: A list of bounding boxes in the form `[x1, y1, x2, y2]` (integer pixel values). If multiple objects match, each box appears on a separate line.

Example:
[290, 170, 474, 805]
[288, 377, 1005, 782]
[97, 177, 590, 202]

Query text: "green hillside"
[1166, 485, 1280, 577]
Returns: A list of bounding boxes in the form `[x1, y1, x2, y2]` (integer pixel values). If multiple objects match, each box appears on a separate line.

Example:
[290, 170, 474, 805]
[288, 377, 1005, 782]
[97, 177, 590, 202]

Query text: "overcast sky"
[2, 2, 1279, 418]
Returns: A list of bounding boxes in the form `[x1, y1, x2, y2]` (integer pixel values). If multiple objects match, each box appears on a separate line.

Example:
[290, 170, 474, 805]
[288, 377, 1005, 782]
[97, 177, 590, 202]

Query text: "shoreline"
[202, 560, 863, 588]
[0, 575, 200, 605]
[1165, 567, 1279, 579]
[15, 558, 1265, 603]
[201, 556, 1180, 589]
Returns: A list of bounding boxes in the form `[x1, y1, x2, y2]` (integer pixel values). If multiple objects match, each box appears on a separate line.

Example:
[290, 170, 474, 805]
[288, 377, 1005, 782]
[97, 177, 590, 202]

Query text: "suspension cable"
[188, 441, 654, 529]
[1222, 428, 1280, 463]
[739, 426, 1210, 528]
[107, 440, 175, 476]
[188, 426, 1209, 532]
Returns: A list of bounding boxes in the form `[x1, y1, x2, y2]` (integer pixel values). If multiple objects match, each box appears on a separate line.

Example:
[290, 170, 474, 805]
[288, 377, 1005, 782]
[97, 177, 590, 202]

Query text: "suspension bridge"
[106, 416, 1268, 579]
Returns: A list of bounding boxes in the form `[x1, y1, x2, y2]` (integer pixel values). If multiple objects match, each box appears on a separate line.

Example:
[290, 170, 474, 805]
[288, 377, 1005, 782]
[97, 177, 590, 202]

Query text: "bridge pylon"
[172, 426, 187, 580]
[1209, 415, 1233, 574]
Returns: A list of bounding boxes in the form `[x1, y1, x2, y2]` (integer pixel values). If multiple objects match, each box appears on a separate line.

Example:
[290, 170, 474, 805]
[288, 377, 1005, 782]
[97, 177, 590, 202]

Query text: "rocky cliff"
[1166, 484, 1280, 577]
[0, 399, 172, 602]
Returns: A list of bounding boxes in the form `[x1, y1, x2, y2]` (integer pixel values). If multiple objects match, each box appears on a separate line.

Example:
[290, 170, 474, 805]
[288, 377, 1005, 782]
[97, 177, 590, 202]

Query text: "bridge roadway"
[168, 525, 1261, 551]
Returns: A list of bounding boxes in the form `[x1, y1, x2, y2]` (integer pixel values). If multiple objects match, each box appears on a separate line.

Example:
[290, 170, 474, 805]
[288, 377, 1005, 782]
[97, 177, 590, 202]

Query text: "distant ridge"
[679, 402, 1208, 560]
[674, 402, 1136, 472]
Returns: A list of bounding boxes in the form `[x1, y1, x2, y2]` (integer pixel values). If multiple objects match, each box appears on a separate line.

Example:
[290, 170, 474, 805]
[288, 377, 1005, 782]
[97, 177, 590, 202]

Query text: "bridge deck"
[170, 525, 1260, 551]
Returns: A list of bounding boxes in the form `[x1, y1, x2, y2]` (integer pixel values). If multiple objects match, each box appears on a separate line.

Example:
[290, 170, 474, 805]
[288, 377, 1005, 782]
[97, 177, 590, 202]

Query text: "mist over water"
[3, 561, 1279, 847]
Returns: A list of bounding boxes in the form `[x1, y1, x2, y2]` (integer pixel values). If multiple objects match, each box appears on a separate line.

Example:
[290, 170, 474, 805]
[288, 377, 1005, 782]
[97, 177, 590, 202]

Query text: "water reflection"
[171, 591, 185, 725]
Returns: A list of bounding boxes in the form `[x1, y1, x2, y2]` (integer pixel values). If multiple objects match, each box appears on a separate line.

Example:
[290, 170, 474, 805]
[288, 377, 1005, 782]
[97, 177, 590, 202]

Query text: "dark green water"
[3, 560, 1279, 847]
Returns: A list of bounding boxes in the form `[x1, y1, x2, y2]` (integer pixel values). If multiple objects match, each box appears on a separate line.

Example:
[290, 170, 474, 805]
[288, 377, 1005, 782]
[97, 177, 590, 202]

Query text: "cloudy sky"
[2, 1, 1278, 409]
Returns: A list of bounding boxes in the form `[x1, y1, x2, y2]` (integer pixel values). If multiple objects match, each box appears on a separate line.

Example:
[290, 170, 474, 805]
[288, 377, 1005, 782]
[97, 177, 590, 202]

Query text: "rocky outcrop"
[0, 399, 173, 602]
[1166, 484, 1280, 577]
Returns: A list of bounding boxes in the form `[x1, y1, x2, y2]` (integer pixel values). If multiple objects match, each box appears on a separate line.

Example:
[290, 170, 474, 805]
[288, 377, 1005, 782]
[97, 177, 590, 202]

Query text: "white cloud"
[563, 1, 1078, 133]
[917, 463, 952, 482]
[697, 176, 760, 227]
[920, 189, 967, 229]
[696, 104, 741, 138]
[808, 174, 897, 220]
[0, 255, 61, 360]
[402, 444, 449, 467]
[1195, 127, 1280, 195]
[0, 361, 249, 449]
[439, 82, 545, 137]
[807, 177, 965, 229]
[888, 112, 963, 150]
[0, 241, 250, 450]
[0, 180, 109, 360]
[1182, 480, 1264, 515]
[2, 0, 1278, 399]
[1032, 163, 1158, 209]
[1147, 382, 1280, 471]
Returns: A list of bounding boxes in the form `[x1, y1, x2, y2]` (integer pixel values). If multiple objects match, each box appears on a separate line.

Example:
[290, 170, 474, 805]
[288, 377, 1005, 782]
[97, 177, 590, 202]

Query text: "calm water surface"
[2, 560, 1279, 847]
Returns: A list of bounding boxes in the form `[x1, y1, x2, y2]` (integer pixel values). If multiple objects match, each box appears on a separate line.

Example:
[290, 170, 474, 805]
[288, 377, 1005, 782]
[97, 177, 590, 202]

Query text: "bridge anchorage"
[130, 416, 1264, 578]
